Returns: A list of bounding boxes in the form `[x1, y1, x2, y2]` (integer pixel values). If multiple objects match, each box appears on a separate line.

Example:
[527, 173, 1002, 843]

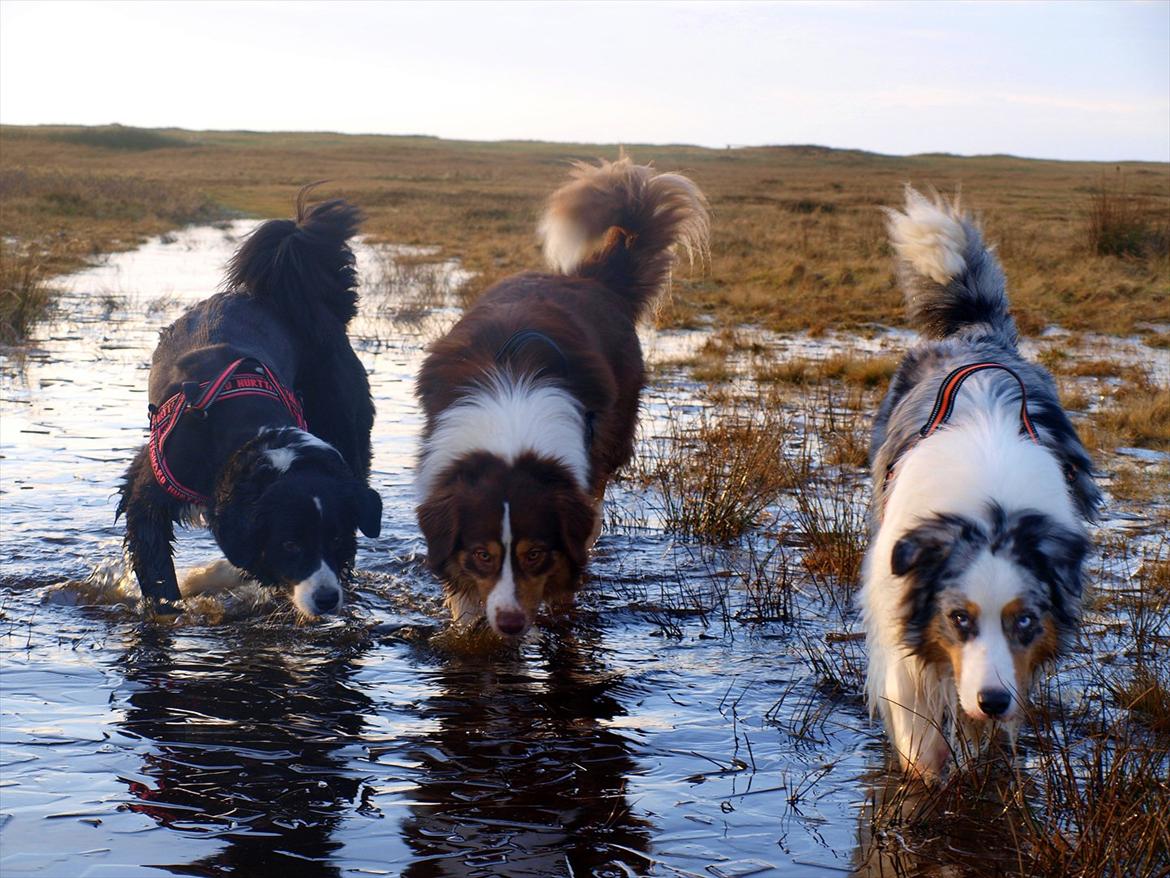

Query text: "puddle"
[1, 223, 1167, 877]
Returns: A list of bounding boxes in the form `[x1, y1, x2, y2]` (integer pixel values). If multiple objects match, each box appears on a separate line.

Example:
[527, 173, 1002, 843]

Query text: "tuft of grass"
[754, 352, 898, 391]
[1091, 375, 1170, 451]
[1085, 172, 1170, 259]
[732, 540, 797, 624]
[1008, 715, 1170, 878]
[789, 471, 867, 587]
[0, 242, 54, 344]
[636, 403, 793, 544]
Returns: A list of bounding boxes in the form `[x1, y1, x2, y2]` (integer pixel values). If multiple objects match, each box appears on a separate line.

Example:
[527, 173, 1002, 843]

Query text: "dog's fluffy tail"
[538, 156, 710, 319]
[885, 186, 1016, 342]
[225, 184, 364, 345]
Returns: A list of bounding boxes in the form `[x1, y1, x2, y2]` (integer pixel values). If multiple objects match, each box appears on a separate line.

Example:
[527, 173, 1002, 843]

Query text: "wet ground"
[1, 223, 1167, 877]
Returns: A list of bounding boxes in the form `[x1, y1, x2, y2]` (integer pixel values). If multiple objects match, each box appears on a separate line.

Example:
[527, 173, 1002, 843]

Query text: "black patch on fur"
[209, 429, 380, 587]
[892, 513, 987, 650]
[1003, 511, 1088, 631]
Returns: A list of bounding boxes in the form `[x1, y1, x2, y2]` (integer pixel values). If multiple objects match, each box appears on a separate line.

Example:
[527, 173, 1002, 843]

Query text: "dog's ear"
[556, 489, 597, 571]
[356, 487, 382, 539]
[211, 489, 268, 573]
[417, 488, 459, 572]
[891, 515, 978, 578]
[1008, 513, 1089, 628]
[209, 443, 282, 574]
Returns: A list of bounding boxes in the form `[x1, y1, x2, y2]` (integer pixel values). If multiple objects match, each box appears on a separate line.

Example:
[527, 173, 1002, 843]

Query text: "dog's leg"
[118, 448, 182, 608]
[881, 656, 951, 781]
[124, 503, 182, 606]
[587, 481, 608, 549]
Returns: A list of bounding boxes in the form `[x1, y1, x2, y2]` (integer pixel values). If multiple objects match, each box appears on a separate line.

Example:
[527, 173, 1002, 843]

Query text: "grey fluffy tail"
[225, 184, 364, 347]
[884, 187, 1016, 342]
[537, 156, 710, 320]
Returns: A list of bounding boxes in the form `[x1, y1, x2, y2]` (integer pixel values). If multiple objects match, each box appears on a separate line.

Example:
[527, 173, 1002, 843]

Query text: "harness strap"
[920, 362, 1038, 441]
[494, 329, 595, 447]
[495, 329, 571, 376]
[148, 358, 307, 506]
[881, 361, 1040, 518]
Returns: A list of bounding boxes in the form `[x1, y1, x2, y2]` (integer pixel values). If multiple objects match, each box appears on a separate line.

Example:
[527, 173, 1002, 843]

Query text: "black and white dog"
[117, 190, 382, 618]
[859, 188, 1100, 779]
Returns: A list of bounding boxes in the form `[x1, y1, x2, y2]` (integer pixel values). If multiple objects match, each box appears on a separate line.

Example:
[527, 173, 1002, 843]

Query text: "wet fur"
[416, 157, 709, 637]
[859, 188, 1098, 779]
[116, 191, 381, 616]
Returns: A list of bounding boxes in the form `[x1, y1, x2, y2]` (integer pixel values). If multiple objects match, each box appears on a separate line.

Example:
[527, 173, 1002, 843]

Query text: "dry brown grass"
[0, 241, 55, 344]
[2, 124, 1168, 345]
[754, 351, 899, 391]
[1036, 349, 1134, 379]
[1090, 375, 1170, 451]
[1085, 171, 1170, 259]
[633, 403, 794, 544]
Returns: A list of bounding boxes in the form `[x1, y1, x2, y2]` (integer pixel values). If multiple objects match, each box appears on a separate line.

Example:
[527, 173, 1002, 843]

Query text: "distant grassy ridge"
[2, 124, 1168, 342]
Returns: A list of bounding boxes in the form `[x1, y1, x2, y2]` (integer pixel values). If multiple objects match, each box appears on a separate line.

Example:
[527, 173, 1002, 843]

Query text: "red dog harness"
[880, 362, 1040, 516]
[918, 362, 1038, 442]
[148, 358, 307, 505]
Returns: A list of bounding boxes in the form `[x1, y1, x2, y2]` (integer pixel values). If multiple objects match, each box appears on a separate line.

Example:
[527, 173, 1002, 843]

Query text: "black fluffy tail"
[538, 156, 710, 320]
[884, 186, 1016, 343]
[225, 184, 363, 345]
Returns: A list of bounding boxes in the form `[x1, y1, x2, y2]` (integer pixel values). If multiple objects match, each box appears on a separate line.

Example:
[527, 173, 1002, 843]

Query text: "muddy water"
[1, 224, 1165, 877]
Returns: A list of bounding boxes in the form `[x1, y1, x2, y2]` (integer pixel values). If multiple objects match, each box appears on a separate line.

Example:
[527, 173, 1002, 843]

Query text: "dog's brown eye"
[525, 548, 547, 564]
[949, 610, 971, 631]
[473, 548, 492, 564]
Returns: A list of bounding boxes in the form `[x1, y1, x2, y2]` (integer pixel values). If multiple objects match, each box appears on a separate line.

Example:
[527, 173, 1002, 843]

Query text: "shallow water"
[1, 224, 1166, 877]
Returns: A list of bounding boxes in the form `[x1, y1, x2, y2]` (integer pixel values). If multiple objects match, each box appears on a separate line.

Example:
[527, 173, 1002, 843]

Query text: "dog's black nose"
[977, 688, 1011, 718]
[314, 589, 340, 613]
[495, 609, 527, 636]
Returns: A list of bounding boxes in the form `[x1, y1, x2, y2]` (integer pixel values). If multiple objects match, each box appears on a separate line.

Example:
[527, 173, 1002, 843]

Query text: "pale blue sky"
[2, 0, 1167, 161]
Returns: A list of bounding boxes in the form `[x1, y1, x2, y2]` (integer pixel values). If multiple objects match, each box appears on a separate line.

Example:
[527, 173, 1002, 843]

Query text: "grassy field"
[2, 123, 1168, 344]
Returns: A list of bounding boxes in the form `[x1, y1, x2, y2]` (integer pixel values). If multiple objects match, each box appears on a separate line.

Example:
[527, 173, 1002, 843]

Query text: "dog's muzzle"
[292, 562, 343, 617]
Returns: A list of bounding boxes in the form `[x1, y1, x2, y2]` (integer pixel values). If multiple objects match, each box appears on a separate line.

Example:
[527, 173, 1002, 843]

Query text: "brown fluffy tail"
[538, 156, 709, 318]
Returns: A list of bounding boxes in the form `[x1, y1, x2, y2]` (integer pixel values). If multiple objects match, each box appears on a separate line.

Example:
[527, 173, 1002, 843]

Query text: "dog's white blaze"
[291, 560, 342, 617]
[886, 187, 968, 286]
[416, 372, 590, 499]
[266, 447, 298, 472]
[957, 552, 1022, 719]
[485, 502, 521, 631]
[260, 428, 343, 472]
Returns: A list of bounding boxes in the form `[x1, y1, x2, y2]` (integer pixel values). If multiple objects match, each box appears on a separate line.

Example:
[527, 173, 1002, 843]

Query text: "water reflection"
[400, 630, 653, 877]
[114, 626, 374, 877]
[853, 764, 1025, 877]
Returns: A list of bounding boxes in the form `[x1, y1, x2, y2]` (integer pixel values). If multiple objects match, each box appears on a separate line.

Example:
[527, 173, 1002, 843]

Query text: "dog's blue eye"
[949, 610, 971, 631]
[1016, 613, 1036, 633]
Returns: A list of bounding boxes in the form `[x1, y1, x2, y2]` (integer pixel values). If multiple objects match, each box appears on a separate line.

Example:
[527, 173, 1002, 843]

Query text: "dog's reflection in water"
[853, 753, 1026, 878]
[115, 627, 372, 878]
[115, 622, 651, 876]
[398, 628, 653, 877]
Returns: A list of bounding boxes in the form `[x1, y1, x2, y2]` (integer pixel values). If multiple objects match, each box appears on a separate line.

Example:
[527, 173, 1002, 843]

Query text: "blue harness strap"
[494, 329, 594, 447]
